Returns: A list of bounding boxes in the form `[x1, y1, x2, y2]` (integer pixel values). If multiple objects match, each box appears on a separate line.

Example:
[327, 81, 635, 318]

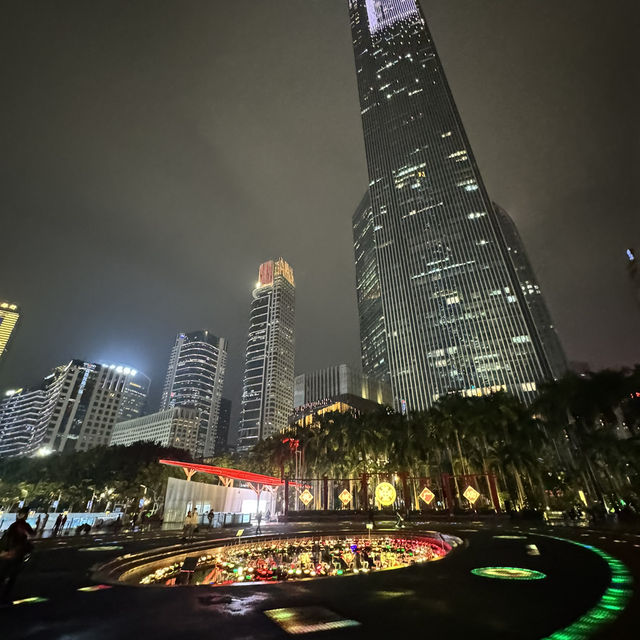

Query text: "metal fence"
[281, 472, 501, 514]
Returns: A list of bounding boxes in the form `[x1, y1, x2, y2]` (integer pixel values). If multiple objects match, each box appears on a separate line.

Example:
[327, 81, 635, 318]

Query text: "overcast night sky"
[1, 1, 639, 434]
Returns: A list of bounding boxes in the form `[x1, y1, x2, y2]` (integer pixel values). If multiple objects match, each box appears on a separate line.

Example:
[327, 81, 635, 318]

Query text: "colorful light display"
[471, 567, 546, 581]
[375, 482, 397, 506]
[138, 535, 450, 587]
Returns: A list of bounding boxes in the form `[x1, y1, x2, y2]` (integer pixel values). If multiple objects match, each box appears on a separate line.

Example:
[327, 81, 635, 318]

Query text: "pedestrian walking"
[189, 509, 199, 540]
[0, 508, 35, 603]
[60, 514, 67, 533]
[52, 514, 63, 536]
[207, 509, 214, 529]
[255, 511, 262, 535]
[42, 513, 49, 535]
[182, 510, 192, 542]
[35, 515, 41, 532]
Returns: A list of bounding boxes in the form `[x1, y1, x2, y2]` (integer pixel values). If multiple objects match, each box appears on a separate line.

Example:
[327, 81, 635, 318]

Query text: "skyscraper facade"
[109, 407, 200, 455]
[43, 360, 150, 453]
[116, 370, 151, 423]
[350, 0, 553, 410]
[238, 258, 296, 450]
[161, 330, 227, 459]
[294, 364, 392, 408]
[0, 367, 64, 458]
[214, 397, 231, 455]
[493, 204, 567, 379]
[0, 300, 20, 364]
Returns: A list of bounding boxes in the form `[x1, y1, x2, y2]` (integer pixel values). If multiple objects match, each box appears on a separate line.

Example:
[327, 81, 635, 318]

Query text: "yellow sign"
[375, 482, 397, 507]
[338, 489, 352, 506]
[419, 487, 435, 505]
[463, 485, 480, 504]
[299, 489, 313, 506]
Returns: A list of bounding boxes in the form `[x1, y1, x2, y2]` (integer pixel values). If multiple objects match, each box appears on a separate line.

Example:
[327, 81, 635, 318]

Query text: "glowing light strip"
[12, 596, 48, 605]
[540, 536, 632, 640]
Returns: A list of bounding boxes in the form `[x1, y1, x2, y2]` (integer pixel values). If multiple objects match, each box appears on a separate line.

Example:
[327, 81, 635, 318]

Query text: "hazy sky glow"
[1, 1, 639, 435]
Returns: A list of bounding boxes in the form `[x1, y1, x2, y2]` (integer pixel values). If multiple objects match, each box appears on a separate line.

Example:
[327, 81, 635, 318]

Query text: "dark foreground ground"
[2, 518, 639, 639]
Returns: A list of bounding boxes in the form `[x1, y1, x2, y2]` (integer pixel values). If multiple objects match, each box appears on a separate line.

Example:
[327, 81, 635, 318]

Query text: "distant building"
[0, 360, 149, 456]
[493, 204, 568, 379]
[289, 394, 385, 429]
[109, 407, 199, 455]
[116, 370, 151, 422]
[627, 248, 640, 305]
[294, 364, 392, 408]
[43, 360, 150, 453]
[215, 397, 231, 454]
[0, 365, 65, 457]
[238, 258, 296, 450]
[0, 300, 20, 364]
[160, 330, 227, 459]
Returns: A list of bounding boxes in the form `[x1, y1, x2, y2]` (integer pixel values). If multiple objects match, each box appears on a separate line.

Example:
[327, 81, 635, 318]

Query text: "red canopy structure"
[158, 458, 291, 495]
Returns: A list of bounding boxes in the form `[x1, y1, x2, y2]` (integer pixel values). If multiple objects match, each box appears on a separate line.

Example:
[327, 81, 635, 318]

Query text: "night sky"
[2, 1, 639, 435]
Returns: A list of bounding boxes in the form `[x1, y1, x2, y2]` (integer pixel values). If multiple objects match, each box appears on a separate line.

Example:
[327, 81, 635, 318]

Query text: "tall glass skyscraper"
[161, 330, 227, 459]
[238, 258, 296, 450]
[350, 0, 554, 410]
[493, 204, 567, 380]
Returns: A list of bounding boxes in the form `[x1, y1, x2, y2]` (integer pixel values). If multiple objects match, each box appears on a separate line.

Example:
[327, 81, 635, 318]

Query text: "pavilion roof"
[159, 459, 287, 487]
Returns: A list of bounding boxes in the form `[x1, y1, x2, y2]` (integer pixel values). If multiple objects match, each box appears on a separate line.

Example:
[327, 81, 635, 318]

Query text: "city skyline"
[1, 1, 638, 431]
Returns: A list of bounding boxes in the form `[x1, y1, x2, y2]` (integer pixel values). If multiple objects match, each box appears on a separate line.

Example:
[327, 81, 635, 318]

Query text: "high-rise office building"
[0, 361, 148, 456]
[0, 300, 20, 364]
[627, 248, 640, 305]
[0, 366, 65, 458]
[294, 364, 392, 407]
[43, 360, 150, 453]
[109, 407, 200, 456]
[115, 370, 151, 423]
[160, 330, 227, 459]
[238, 258, 296, 450]
[214, 397, 231, 455]
[494, 204, 567, 379]
[349, 0, 554, 410]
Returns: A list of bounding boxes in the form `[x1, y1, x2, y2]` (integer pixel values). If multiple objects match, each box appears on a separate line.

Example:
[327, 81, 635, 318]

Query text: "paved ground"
[2, 519, 639, 639]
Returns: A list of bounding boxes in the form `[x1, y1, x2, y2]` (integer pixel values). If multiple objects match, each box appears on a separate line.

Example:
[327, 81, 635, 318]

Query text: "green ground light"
[540, 536, 633, 640]
[471, 567, 546, 581]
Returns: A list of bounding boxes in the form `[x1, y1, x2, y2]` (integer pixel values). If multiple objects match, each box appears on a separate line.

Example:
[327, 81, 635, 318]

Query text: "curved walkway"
[2, 520, 638, 639]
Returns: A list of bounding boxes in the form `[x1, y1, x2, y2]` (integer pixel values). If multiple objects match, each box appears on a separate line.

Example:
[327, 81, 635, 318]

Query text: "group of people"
[182, 509, 199, 541]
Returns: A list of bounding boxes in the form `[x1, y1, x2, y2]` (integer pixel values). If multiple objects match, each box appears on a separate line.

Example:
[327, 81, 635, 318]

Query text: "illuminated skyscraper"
[161, 330, 227, 458]
[238, 258, 296, 450]
[350, 0, 554, 410]
[0, 300, 20, 364]
[0, 368, 64, 458]
[0, 361, 148, 456]
[493, 204, 567, 379]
